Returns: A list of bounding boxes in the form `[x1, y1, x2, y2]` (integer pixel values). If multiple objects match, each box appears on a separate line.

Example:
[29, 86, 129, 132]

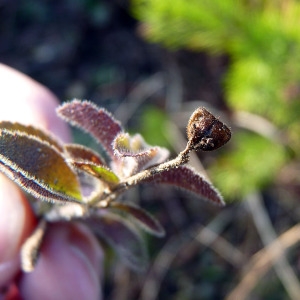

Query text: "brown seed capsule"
[187, 107, 231, 151]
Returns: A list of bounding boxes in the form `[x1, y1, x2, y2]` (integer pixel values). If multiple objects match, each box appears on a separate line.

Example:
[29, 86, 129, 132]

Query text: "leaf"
[3, 168, 81, 203]
[71, 161, 120, 185]
[109, 202, 165, 237]
[113, 133, 169, 176]
[86, 211, 148, 271]
[141, 165, 225, 206]
[64, 144, 117, 187]
[64, 144, 105, 165]
[0, 129, 82, 203]
[57, 100, 123, 161]
[0, 121, 64, 152]
[21, 219, 47, 272]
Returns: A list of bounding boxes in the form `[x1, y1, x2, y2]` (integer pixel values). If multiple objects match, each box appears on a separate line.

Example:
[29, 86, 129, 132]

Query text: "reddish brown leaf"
[141, 165, 225, 206]
[57, 100, 123, 161]
[86, 211, 148, 270]
[64, 144, 105, 165]
[109, 202, 165, 237]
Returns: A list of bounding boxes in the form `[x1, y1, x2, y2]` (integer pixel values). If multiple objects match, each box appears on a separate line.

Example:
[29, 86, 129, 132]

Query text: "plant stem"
[113, 143, 192, 192]
[93, 143, 192, 207]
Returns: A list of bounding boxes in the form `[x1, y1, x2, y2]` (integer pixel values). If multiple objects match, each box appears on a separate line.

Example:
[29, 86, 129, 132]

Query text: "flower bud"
[187, 107, 231, 151]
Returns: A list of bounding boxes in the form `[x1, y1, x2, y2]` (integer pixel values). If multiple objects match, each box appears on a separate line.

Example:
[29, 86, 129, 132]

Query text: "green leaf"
[71, 161, 120, 185]
[0, 129, 82, 203]
[86, 211, 148, 271]
[109, 202, 165, 237]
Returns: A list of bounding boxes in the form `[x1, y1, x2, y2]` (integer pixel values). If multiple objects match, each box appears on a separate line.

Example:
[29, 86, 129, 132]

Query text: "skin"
[0, 64, 103, 300]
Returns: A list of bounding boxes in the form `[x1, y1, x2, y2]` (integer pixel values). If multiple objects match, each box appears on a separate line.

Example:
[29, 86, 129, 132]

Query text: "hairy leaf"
[21, 219, 47, 272]
[1, 165, 81, 203]
[71, 161, 120, 185]
[64, 144, 105, 165]
[0, 121, 63, 152]
[86, 211, 148, 271]
[114, 133, 169, 176]
[0, 129, 82, 202]
[141, 165, 224, 206]
[57, 100, 123, 160]
[109, 202, 165, 237]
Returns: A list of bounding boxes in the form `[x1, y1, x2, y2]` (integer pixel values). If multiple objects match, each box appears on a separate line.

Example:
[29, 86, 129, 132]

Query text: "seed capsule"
[187, 107, 231, 151]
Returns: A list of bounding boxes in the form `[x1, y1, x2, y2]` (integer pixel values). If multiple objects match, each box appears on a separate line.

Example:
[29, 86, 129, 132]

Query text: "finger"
[19, 223, 103, 300]
[0, 63, 70, 285]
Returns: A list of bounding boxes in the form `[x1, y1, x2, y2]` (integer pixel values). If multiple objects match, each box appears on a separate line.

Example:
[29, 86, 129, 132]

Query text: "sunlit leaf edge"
[0, 121, 64, 152]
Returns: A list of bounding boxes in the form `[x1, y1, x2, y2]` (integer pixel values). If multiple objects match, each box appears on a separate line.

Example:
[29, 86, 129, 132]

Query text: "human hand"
[0, 64, 103, 300]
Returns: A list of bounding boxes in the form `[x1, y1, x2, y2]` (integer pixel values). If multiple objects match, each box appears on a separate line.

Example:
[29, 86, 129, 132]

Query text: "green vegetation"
[133, 0, 300, 198]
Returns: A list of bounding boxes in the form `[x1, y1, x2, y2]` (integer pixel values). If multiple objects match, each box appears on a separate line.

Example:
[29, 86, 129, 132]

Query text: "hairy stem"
[113, 143, 191, 193]
[92, 143, 192, 208]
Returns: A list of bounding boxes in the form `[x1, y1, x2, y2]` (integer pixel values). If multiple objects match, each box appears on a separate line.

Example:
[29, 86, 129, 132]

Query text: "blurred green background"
[2, 0, 300, 299]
